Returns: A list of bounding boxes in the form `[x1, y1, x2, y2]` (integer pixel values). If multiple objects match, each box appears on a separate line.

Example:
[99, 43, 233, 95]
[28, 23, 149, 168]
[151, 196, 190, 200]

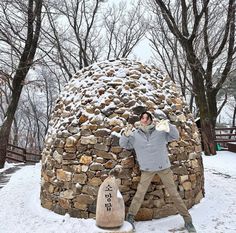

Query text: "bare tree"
[103, 1, 148, 59]
[0, 0, 43, 168]
[0, 71, 21, 146]
[40, 0, 104, 79]
[41, 0, 148, 78]
[0, 0, 150, 166]
[148, 12, 195, 110]
[148, 0, 236, 155]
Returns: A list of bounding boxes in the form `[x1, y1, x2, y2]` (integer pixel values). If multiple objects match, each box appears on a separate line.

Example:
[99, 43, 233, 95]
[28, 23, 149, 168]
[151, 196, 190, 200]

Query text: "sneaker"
[126, 213, 136, 231]
[185, 222, 197, 233]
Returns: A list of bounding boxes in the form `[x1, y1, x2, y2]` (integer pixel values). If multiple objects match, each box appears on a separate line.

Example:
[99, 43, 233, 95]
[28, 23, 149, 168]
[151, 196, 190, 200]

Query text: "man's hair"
[140, 111, 153, 121]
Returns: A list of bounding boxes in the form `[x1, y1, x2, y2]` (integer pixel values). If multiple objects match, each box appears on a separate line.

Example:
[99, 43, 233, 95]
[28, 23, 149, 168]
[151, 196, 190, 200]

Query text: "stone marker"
[96, 176, 125, 229]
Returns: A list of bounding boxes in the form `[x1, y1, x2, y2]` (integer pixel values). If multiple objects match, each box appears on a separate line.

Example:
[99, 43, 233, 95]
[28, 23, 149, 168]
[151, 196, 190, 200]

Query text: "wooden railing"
[215, 127, 236, 150]
[6, 144, 41, 163]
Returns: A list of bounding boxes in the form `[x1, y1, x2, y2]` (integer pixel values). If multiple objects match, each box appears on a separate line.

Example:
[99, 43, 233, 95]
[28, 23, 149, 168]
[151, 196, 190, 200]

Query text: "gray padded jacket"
[119, 124, 179, 171]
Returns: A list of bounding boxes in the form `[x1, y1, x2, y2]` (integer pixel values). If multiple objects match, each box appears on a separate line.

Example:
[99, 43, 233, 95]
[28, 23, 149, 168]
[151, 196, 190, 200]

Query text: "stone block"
[149, 189, 164, 198]
[41, 199, 53, 209]
[74, 203, 87, 210]
[135, 208, 153, 221]
[95, 150, 117, 160]
[62, 152, 76, 160]
[88, 177, 103, 186]
[179, 175, 189, 184]
[104, 160, 117, 169]
[182, 181, 192, 191]
[65, 136, 78, 147]
[59, 198, 71, 209]
[111, 146, 123, 153]
[79, 155, 93, 165]
[94, 143, 109, 151]
[153, 198, 165, 208]
[53, 205, 67, 215]
[118, 151, 132, 158]
[52, 151, 63, 164]
[195, 190, 204, 204]
[56, 169, 72, 182]
[76, 194, 95, 204]
[90, 162, 105, 171]
[121, 157, 135, 168]
[60, 189, 74, 199]
[94, 129, 111, 137]
[80, 135, 97, 145]
[153, 204, 178, 219]
[73, 173, 87, 184]
[82, 185, 99, 196]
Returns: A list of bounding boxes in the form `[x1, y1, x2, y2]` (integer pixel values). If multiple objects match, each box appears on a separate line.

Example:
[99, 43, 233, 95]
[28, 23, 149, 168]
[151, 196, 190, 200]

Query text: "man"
[119, 111, 196, 232]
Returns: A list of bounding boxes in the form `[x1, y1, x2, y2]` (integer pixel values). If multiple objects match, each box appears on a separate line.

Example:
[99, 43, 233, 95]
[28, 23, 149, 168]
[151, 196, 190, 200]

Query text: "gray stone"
[82, 185, 99, 196]
[94, 143, 109, 151]
[90, 162, 105, 171]
[80, 135, 97, 145]
[73, 173, 87, 184]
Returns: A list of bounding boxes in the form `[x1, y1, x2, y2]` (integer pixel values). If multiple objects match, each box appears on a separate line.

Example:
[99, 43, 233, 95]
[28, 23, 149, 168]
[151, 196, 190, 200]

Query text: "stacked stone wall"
[40, 59, 204, 220]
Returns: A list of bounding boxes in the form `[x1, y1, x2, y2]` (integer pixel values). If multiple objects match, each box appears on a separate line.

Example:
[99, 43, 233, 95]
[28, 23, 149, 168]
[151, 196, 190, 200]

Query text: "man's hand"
[155, 119, 170, 132]
[122, 124, 133, 137]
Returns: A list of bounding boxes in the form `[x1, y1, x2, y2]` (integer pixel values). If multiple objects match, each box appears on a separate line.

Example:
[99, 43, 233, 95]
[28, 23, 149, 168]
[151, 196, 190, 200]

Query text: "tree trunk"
[207, 89, 218, 128]
[186, 47, 216, 155]
[12, 118, 19, 146]
[233, 99, 236, 127]
[200, 118, 216, 155]
[196, 92, 216, 155]
[0, 0, 43, 168]
[0, 84, 23, 168]
[0, 125, 11, 168]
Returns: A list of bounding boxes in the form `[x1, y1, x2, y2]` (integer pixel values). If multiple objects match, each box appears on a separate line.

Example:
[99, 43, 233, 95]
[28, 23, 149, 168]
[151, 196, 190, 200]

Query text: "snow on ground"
[0, 161, 15, 173]
[0, 151, 236, 233]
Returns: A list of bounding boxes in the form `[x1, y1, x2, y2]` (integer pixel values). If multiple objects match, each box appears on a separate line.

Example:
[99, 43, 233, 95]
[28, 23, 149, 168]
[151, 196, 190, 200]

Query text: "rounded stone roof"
[41, 59, 204, 220]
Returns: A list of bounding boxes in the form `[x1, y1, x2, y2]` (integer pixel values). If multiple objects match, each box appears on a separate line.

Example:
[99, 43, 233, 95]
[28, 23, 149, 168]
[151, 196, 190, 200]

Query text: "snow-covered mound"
[40, 59, 203, 220]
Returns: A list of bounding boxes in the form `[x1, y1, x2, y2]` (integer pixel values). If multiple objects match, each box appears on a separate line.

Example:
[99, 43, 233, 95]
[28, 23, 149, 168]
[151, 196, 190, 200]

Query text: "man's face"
[140, 113, 152, 126]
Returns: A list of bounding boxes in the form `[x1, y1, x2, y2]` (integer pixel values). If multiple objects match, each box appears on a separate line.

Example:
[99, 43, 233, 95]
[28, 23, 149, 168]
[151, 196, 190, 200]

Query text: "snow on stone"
[114, 68, 127, 78]
[111, 131, 122, 137]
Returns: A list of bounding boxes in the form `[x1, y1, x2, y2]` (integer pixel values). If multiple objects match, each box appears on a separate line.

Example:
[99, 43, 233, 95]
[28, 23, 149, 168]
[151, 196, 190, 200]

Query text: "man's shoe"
[126, 213, 135, 231]
[185, 222, 197, 232]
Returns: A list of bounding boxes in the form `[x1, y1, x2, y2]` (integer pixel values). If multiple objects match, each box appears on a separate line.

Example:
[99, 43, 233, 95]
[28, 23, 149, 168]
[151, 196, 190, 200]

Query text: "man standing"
[119, 111, 196, 232]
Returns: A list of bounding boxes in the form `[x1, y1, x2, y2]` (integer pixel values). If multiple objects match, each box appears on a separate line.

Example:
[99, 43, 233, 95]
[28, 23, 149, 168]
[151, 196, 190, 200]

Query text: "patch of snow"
[111, 131, 121, 137]
[114, 68, 127, 78]
[0, 161, 15, 173]
[0, 152, 236, 232]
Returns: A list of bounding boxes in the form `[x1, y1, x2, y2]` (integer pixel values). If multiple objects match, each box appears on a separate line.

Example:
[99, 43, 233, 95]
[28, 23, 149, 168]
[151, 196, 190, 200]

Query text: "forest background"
[0, 0, 236, 168]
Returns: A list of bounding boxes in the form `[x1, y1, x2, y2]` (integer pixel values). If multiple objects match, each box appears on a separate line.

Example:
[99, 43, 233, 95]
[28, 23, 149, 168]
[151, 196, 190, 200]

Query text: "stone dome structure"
[40, 59, 204, 220]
